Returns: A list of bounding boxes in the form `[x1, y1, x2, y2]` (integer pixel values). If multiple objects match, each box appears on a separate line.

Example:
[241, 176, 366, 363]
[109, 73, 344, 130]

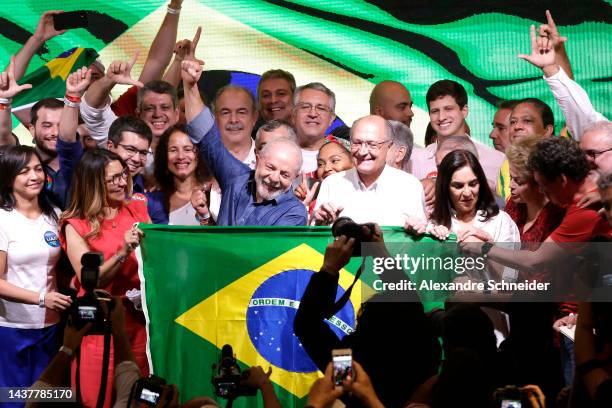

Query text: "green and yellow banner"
[138, 225, 447, 406]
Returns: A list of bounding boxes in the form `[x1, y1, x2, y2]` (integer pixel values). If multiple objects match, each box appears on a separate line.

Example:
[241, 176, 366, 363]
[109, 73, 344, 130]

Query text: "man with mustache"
[212, 85, 259, 169]
[182, 60, 306, 226]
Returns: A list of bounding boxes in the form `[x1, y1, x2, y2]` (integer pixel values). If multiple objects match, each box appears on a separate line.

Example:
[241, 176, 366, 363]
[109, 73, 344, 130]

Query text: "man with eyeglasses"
[105, 116, 153, 193]
[580, 121, 612, 176]
[291, 82, 337, 174]
[313, 115, 425, 226]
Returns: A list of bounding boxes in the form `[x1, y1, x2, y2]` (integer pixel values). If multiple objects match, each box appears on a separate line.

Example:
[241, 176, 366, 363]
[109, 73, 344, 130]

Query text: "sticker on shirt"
[132, 193, 147, 203]
[46, 174, 54, 190]
[44, 231, 60, 247]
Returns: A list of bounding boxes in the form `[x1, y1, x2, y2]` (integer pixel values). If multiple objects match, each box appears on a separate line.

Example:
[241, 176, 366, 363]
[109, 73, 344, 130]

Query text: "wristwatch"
[481, 242, 494, 258]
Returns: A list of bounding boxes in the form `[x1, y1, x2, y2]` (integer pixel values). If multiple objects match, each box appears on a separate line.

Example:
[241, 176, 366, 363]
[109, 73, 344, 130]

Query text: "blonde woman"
[60, 149, 149, 407]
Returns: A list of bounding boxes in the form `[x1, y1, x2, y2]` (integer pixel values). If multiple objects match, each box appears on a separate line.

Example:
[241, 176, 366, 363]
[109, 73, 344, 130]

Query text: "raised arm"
[14, 10, 66, 80]
[60, 67, 92, 143]
[163, 27, 203, 87]
[137, 0, 184, 84]
[539, 10, 573, 79]
[83, 51, 143, 109]
[0, 56, 32, 142]
[518, 16, 607, 140]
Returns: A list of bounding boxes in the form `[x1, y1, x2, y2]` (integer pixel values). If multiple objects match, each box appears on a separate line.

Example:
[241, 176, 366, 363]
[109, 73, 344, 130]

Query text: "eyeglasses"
[583, 147, 612, 160]
[295, 103, 332, 115]
[168, 146, 197, 154]
[105, 169, 129, 185]
[118, 143, 150, 159]
[349, 140, 392, 152]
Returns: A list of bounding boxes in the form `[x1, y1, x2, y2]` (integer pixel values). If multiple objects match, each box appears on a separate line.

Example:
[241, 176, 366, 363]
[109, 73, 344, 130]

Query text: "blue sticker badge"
[44, 231, 60, 248]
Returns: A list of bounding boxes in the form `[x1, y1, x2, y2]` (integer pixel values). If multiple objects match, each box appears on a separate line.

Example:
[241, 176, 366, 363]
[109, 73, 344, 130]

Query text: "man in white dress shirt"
[314, 115, 426, 226]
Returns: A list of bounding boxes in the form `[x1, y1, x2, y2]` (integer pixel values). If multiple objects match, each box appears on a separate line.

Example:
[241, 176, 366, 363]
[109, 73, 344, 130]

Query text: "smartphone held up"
[53, 11, 89, 31]
[332, 348, 353, 390]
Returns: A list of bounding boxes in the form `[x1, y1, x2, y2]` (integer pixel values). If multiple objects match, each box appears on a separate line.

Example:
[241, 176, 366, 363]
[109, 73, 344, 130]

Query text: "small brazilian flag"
[12, 47, 99, 111]
[137, 225, 449, 407]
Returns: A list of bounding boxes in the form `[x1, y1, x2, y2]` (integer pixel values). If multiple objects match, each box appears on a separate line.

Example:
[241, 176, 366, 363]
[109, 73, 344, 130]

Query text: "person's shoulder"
[322, 168, 354, 184]
[144, 191, 162, 203]
[385, 165, 422, 186]
[474, 140, 505, 160]
[126, 195, 149, 217]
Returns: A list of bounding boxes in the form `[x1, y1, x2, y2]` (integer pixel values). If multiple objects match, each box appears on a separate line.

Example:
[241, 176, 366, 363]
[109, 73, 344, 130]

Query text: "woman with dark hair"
[432, 150, 520, 244]
[147, 124, 212, 225]
[0, 146, 72, 392]
[60, 149, 149, 407]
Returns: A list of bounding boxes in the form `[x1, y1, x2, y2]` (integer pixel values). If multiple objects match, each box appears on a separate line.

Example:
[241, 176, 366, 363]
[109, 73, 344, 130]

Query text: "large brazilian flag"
[137, 225, 448, 406]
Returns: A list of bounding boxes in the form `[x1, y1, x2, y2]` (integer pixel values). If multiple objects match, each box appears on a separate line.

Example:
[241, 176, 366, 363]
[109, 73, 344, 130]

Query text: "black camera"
[331, 217, 376, 257]
[132, 375, 170, 407]
[212, 344, 257, 400]
[70, 252, 113, 334]
[493, 385, 529, 408]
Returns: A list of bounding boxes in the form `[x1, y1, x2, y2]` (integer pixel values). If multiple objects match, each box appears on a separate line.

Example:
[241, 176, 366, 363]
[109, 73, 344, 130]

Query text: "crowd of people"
[0, 2, 611, 408]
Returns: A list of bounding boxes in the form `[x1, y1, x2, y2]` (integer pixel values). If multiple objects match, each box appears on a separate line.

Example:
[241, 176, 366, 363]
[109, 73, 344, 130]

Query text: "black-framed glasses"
[117, 143, 150, 159]
[349, 140, 392, 152]
[583, 147, 612, 160]
[105, 169, 129, 185]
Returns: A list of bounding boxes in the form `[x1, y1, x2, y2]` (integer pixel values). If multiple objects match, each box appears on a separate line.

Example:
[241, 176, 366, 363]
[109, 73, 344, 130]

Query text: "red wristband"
[64, 94, 82, 103]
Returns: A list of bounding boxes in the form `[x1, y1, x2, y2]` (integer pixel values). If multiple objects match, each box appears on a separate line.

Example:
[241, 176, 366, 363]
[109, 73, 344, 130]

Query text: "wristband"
[64, 94, 82, 103]
[39, 291, 46, 308]
[59, 345, 74, 357]
[0, 97, 12, 105]
[167, 5, 181, 14]
[63, 97, 80, 109]
[195, 212, 211, 222]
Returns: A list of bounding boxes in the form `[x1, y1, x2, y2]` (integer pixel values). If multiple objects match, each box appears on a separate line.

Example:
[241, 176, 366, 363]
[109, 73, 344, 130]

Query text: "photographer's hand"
[244, 366, 282, 408]
[321, 236, 355, 276]
[110, 297, 137, 366]
[63, 320, 92, 352]
[34, 320, 92, 387]
[306, 363, 343, 408]
[342, 361, 384, 408]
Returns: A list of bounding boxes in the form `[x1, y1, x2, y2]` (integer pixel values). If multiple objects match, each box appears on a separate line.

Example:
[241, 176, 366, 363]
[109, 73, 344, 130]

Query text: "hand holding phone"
[53, 11, 89, 31]
[332, 348, 353, 390]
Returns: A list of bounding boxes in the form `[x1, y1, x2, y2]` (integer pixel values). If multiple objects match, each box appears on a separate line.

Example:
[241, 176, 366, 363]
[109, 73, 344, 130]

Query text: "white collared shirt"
[314, 165, 426, 226]
[243, 139, 257, 170]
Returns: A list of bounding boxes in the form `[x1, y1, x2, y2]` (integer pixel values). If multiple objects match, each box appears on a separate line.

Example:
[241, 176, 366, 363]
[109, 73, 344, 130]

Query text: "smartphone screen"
[53, 11, 89, 31]
[332, 351, 352, 386]
[500, 400, 521, 408]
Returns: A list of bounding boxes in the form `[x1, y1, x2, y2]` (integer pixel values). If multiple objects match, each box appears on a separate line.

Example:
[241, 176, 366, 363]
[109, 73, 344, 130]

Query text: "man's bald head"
[260, 137, 303, 173]
[369, 80, 414, 128]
